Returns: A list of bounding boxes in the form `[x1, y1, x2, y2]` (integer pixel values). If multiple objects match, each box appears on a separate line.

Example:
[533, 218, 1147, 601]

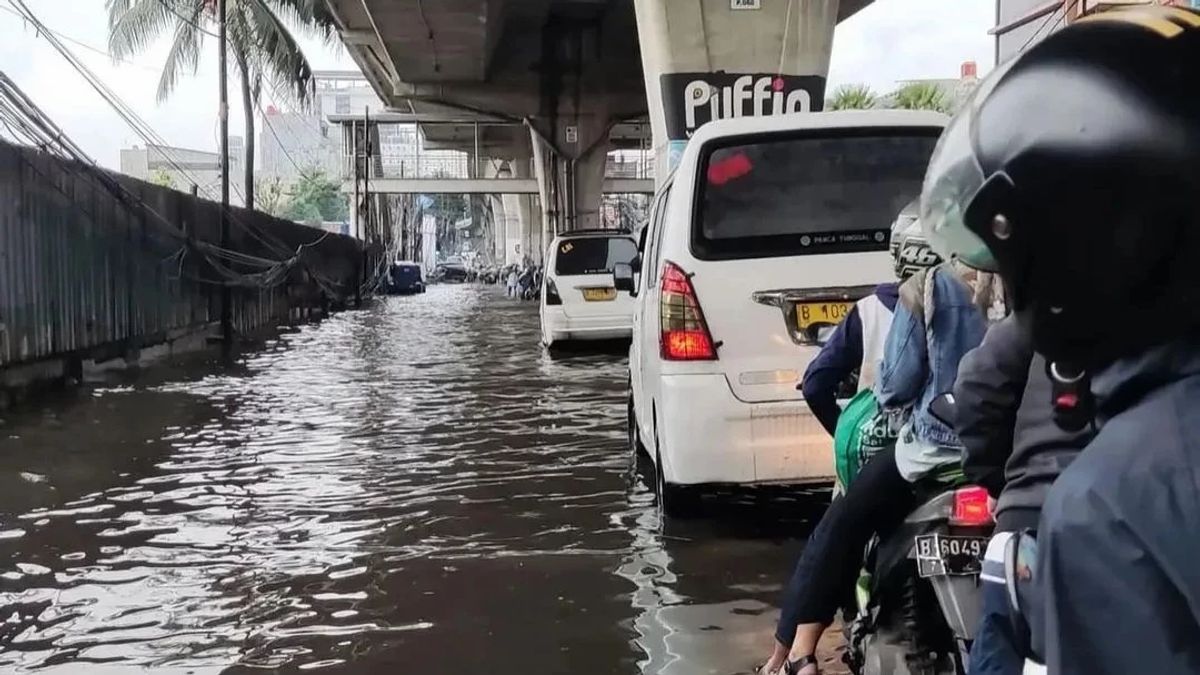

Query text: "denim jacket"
[876, 263, 991, 478]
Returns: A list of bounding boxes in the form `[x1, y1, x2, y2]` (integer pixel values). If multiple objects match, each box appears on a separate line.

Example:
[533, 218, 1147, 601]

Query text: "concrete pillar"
[634, 0, 841, 179]
[494, 157, 534, 266]
[529, 118, 612, 239]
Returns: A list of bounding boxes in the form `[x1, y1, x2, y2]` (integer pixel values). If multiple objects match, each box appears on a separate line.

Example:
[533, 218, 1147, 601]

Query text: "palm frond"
[827, 84, 877, 111]
[240, 0, 316, 107]
[156, 1, 207, 101]
[107, 0, 178, 59]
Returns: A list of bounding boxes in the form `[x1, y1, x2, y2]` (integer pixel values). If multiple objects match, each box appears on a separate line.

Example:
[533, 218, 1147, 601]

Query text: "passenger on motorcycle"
[801, 210, 932, 437]
[953, 313, 1094, 675]
[763, 246, 1004, 674]
[919, 8, 1200, 672]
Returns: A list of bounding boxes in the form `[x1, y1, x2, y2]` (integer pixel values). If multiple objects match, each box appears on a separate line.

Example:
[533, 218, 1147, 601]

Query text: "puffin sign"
[660, 72, 825, 140]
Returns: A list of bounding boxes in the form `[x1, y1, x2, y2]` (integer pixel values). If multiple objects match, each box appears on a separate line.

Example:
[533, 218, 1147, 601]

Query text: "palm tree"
[826, 84, 878, 111]
[106, 0, 334, 210]
[890, 82, 952, 114]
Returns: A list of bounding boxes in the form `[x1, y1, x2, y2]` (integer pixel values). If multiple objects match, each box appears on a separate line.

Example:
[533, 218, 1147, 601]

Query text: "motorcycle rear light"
[660, 262, 717, 361]
[950, 485, 993, 527]
[545, 278, 562, 305]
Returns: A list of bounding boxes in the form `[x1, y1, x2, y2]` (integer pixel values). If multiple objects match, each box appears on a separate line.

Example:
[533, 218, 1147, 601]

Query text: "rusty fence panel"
[0, 140, 366, 368]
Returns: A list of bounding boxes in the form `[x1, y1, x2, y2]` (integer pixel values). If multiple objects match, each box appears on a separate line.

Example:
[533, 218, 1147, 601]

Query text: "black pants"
[775, 447, 918, 647]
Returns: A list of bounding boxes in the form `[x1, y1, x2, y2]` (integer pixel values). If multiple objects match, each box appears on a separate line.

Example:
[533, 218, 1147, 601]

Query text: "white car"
[540, 230, 639, 347]
[616, 110, 948, 515]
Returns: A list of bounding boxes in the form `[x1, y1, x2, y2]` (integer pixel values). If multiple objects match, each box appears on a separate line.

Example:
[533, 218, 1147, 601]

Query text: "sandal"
[784, 654, 819, 675]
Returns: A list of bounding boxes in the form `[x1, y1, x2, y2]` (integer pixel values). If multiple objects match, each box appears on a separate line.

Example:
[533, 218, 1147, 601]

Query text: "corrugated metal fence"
[0, 139, 365, 368]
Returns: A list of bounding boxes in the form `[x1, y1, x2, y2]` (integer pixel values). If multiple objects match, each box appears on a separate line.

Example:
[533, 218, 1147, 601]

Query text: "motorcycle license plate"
[583, 287, 616, 301]
[915, 534, 986, 578]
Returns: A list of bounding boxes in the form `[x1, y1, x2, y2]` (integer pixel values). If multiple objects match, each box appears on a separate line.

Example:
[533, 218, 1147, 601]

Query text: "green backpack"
[833, 389, 898, 489]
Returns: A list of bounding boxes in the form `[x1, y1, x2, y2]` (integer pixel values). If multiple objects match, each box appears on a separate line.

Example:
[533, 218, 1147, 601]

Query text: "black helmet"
[920, 5, 1200, 371]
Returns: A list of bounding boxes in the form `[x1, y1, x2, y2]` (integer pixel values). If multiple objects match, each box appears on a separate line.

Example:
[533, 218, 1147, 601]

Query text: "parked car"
[387, 261, 425, 294]
[435, 260, 469, 283]
[540, 230, 638, 347]
[617, 110, 948, 515]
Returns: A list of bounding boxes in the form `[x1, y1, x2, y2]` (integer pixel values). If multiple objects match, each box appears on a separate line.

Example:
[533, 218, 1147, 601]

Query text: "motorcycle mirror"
[928, 392, 957, 428]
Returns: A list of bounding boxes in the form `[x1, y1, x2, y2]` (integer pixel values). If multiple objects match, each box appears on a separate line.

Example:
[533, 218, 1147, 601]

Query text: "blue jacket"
[802, 283, 900, 436]
[876, 264, 990, 450]
[1035, 340, 1200, 674]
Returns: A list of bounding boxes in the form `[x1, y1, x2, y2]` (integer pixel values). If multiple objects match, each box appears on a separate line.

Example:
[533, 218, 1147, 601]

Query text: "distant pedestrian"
[506, 268, 519, 298]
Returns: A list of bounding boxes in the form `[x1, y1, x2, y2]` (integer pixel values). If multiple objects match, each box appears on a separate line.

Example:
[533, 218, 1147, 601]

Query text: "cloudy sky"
[1, 0, 995, 170]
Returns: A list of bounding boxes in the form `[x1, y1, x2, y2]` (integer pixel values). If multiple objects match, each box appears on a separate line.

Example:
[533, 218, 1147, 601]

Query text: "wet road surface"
[0, 285, 836, 674]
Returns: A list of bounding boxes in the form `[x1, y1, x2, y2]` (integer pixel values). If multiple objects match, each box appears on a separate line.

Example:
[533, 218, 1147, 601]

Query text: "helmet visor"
[919, 111, 997, 271]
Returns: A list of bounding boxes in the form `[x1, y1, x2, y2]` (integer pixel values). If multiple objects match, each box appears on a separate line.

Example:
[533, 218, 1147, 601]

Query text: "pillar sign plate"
[659, 72, 826, 140]
[731, 0, 761, 8]
[565, 126, 579, 144]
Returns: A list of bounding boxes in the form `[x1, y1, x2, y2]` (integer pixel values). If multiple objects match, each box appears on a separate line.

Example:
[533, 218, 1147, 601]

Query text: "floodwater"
[0, 285, 837, 674]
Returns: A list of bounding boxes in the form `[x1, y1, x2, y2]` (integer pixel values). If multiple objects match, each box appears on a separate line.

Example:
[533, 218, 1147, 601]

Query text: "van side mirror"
[613, 262, 636, 295]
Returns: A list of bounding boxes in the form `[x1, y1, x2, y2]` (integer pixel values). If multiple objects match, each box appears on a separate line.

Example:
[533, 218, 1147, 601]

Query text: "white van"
[540, 230, 639, 347]
[616, 110, 947, 515]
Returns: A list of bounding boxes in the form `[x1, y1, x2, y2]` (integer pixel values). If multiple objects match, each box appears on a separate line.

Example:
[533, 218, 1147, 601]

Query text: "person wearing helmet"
[763, 242, 1002, 675]
[952, 311, 1096, 675]
[919, 6, 1200, 673]
[800, 203, 938, 436]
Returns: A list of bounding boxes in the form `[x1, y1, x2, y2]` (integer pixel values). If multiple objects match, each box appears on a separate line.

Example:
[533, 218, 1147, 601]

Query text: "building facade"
[995, 0, 1200, 63]
[259, 71, 386, 183]
[119, 140, 245, 206]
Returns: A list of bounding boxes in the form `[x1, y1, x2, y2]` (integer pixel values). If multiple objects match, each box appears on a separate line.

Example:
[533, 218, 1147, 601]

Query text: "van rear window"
[555, 237, 638, 276]
[694, 129, 940, 260]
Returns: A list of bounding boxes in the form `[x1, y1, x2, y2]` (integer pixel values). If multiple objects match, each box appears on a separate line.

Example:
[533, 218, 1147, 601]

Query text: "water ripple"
[0, 285, 826, 673]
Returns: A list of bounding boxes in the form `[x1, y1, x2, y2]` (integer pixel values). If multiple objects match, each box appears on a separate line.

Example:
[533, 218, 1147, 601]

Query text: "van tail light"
[545, 278, 562, 305]
[660, 261, 717, 361]
[950, 485, 993, 527]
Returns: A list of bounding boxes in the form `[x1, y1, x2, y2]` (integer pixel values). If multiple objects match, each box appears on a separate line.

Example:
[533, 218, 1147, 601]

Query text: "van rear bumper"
[658, 373, 834, 486]
[542, 307, 632, 343]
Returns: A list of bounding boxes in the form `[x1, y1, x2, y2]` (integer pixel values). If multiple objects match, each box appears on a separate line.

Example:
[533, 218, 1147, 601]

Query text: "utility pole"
[217, 0, 232, 348]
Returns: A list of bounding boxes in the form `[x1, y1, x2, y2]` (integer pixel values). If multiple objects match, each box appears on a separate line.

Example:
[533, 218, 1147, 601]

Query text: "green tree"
[285, 170, 347, 223]
[149, 168, 178, 190]
[891, 82, 951, 114]
[255, 175, 289, 217]
[826, 84, 878, 111]
[106, 0, 334, 211]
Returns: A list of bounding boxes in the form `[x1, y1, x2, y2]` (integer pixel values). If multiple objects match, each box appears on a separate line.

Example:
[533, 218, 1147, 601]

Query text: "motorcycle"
[844, 394, 994, 675]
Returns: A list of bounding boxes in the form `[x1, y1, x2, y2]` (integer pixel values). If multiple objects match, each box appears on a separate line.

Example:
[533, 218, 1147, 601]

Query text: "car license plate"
[915, 534, 987, 578]
[583, 287, 616, 301]
[795, 301, 852, 330]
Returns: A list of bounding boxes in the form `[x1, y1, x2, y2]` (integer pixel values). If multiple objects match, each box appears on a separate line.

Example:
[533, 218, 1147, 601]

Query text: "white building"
[119, 140, 245, 206]
[260, 70, 387, 183]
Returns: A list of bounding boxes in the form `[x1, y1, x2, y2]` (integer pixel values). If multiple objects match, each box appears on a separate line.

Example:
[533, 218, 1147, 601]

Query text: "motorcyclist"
[919, 7, 1200, 672]
[801, 206, 938, 436]
[953, 312, 1094, 674]
[763, 254, 1003, 674]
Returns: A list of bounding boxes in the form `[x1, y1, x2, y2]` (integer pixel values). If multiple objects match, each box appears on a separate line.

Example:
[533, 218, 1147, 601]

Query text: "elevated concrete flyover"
[324, 0, 874, 249]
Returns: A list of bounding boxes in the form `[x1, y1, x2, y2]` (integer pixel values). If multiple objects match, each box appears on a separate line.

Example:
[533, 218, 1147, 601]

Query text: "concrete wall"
[635, 0, 840, 178]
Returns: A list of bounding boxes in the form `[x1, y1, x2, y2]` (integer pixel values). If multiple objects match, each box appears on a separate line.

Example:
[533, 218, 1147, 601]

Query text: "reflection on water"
[0, 285, 831, 673]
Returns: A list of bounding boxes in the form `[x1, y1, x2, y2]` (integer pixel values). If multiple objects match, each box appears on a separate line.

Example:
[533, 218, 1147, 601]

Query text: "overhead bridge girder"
[343, 178, 654, 195]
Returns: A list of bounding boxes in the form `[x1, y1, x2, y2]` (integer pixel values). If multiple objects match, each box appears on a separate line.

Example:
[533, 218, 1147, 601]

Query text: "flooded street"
[0, 285, 833, 674]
